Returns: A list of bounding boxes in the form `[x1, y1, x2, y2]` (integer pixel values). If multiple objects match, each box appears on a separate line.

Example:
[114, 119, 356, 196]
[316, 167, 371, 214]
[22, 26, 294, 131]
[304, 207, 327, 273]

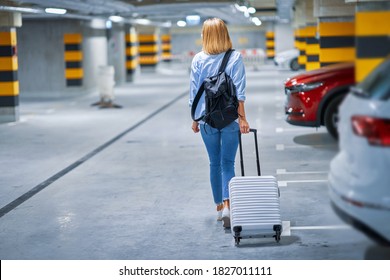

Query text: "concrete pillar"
[0, 12, 21, 123]
[161, 32, 172, 62]
[294, 0, 320, 70]
[124, 26, 138, 82]
[314, 0, 355, 67]
[353, 1, 390, 82]
[107, 24, 126, 85]
[265, 30, 275, 59]
[64, 33, 83, 86]
[137, 26, 159, 71]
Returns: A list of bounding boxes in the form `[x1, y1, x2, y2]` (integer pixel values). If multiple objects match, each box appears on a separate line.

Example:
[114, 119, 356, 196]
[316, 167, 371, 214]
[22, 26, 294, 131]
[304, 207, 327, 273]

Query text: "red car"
[284, 63, 355, 139]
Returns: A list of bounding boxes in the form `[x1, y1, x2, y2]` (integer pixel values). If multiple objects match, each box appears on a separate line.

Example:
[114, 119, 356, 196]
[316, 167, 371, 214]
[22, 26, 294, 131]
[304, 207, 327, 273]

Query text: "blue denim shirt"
[189, 50, 246, 121]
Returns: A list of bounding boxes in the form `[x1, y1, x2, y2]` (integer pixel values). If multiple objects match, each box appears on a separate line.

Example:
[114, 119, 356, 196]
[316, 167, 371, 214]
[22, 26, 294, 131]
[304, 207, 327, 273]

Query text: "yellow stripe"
[64, 34, 82, 44]
[356, 11, 390, 36]
[138, 34, 157, 42]
[319, 22, 355, 36]
[162, 44, 171, 51]
[64, 51, 83, 61]
[320, 48, 355, 63]
[306, 44, 320, 55]
[65, 69, 84, 79]
[139, 56, 159, 64]
[306, 62, 321, 71]
[139, 45, 158, 53]
[0, 57, 18, 71]
[126, 47, 138, 56]
[355, 58, 385, 82]
[266, 50, 275, 56]
[0, 31, 17, 46]
[161, 34, 171, 41]
[125, 34, 138, 42]
[0, 81, 19, 96]
[266, 41, 275, 47]
[126, 60, 138, 69]
[266, 31, 274, 38]
[298, 56, 307, 64]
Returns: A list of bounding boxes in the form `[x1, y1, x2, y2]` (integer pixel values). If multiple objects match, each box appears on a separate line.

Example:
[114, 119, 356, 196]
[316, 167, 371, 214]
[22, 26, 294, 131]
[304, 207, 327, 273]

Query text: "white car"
[328, 58, 390, 246]
[274, 49, 300, 71]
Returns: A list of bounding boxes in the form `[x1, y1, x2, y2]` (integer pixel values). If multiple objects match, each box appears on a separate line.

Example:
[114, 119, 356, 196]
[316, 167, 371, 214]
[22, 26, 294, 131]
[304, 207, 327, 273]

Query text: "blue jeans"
[200, 121, 239, 205]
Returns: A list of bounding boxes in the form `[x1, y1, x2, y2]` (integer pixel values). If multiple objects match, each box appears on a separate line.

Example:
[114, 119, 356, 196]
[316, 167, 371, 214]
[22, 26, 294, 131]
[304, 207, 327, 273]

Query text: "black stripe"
[321, 62, 336, 67]
[300, 50, 306, 55]
[66, 61, 82, 68]
[296, 37, 306, 42]
[356, 36, 390, 58]
[127, 69, 136, 74]
[0, 70, 17, 82]
[307, 55, 320, 62]
[139, 52, 158, 56]
[65, 44, 81, 51]
[320, 36, 355, 48]
[126, 42, 138, 47]
[266, 47, 274, 50]
[306, 37, 319, 44]
[161, 40, 171, 44]
[0, 45, 16, 57]
[162, 51, 171, 54]
[126, 55, 138, 61]
[0, 95, 19, 107]
[299, 65, 305, 69]
[140, 63, 158, 66]
[66, 79, 82, 86]
[0, 90, 188, 218]
[139, 42, 157, 46]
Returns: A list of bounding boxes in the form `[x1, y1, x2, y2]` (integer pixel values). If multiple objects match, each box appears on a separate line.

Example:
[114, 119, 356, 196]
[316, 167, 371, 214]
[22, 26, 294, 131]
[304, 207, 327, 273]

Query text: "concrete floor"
[0, 62, 388, 260]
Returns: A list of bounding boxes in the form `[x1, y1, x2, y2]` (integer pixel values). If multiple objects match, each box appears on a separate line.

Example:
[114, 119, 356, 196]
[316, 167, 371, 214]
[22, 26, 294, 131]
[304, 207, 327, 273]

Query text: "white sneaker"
[216, 204, 223, 221]
[221, 207, 230, 228]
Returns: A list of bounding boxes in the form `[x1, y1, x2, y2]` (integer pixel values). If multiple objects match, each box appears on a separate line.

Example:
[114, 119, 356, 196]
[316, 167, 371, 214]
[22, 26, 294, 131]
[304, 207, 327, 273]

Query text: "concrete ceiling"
[0, 0, 295, 25]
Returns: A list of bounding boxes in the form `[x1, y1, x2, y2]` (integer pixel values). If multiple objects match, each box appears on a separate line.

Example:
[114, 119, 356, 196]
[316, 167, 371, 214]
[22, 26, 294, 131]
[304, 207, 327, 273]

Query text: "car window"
[357, 58, 390, 100]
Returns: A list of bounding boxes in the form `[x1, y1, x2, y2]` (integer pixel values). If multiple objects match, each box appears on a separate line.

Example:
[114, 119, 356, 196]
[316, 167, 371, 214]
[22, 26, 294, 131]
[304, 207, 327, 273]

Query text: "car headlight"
[285, 82, 323, 94]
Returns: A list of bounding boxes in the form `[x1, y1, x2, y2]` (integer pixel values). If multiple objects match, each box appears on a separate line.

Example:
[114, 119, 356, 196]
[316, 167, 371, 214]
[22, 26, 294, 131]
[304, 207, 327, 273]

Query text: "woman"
[189, 18, 250, 228]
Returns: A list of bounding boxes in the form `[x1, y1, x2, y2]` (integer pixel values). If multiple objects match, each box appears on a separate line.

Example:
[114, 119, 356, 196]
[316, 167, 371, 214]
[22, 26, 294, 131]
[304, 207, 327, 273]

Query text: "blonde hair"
[202, 18, 232, 55]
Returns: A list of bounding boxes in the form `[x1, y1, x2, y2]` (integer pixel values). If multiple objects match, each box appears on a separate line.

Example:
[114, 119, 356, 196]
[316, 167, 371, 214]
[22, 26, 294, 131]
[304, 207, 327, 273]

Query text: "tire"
[324, 95, 345, 140]
[290, 58, 299, 71]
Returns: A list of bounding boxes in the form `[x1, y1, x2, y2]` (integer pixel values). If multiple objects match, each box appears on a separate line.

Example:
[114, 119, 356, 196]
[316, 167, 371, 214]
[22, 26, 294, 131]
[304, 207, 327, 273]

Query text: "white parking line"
[276, 169, 328, 175]
[276, 144, 335, 150]
[281, 221, 351, 236]
[278, 180, 328, 187]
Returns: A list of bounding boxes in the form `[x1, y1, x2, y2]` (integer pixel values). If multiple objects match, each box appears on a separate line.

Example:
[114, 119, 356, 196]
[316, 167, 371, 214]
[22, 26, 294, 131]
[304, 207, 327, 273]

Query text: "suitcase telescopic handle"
[238, 128, 261, 177]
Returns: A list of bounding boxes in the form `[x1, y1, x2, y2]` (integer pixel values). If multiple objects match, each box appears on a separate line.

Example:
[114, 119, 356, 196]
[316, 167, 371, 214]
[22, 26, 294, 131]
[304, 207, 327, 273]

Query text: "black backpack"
[191, 49, 239, 129]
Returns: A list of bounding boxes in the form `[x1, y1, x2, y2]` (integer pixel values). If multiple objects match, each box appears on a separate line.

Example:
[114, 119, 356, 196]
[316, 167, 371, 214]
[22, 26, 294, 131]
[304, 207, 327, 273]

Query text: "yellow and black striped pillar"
[125, 31, 138, 80]
[64, 33, 83, 86]
[355, 11, 390, 82]
[305, 25, 320, 71]
[319, 21, 355, 67]
[0, 28, 19, 122]
[265, 31, 275, 59]
[161, 34, 172, 62]
[138, 34, 159, 68]
[296, 27, 306, 70]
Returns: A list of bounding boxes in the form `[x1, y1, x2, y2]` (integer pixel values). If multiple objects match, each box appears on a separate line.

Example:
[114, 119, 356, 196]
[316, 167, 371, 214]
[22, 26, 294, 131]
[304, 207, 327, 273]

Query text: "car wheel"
[324, 95, 345, 140]
[290, 58, 299, 71]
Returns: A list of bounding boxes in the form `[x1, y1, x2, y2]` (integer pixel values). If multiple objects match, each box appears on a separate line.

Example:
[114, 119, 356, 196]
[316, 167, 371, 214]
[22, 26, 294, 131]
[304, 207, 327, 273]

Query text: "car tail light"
[351, 115, 390, 146]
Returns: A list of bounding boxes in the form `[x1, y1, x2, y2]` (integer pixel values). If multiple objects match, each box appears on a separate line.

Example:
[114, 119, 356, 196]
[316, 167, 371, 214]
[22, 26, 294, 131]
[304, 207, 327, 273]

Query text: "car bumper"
[328, 153, 390, 245]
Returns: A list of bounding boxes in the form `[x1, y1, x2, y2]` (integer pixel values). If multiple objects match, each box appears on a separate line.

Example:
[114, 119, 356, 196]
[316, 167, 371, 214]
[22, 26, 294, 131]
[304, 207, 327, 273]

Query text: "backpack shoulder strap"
[218, 49, 234, 73]
[191, 82, 205, 121]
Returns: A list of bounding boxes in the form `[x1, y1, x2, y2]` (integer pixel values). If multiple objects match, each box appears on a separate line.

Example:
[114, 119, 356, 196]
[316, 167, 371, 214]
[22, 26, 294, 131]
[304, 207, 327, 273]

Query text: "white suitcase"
[229, 129, 282, 246]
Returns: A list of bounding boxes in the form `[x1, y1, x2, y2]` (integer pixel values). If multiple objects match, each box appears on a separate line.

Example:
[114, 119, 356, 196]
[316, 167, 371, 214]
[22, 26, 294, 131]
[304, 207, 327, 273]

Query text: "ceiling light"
[45, 8, 67, 15]
[248, 7, 256, 14]
[109, 15, 124, 22]
[177, 20, 186, 27]
[251, 17, 262, 26]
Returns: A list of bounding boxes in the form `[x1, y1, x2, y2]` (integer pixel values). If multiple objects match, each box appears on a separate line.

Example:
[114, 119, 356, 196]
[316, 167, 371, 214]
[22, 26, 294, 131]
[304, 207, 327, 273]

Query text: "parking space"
[2, 62, 388, 260]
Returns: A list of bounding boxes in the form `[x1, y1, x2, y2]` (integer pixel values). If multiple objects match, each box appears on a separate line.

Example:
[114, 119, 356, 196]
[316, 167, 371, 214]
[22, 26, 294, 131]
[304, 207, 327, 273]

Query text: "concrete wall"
[171, 25, 266, 56]
[275, 23, 295, 53]
[17, 19, 108, 99]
